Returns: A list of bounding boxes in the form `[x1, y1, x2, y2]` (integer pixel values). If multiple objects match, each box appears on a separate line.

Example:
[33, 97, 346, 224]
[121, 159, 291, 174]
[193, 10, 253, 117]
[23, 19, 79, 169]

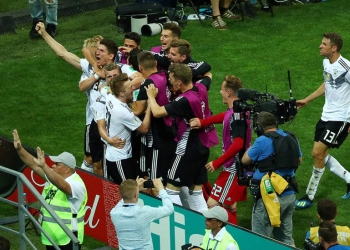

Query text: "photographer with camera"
[305, 198, 350, 248]
[241, 111, 302, 246]
[110, 178, 174, 250]
[190, 75, 251, 225]
[315, 221, 350, 250]
[295, 33, 350, 209]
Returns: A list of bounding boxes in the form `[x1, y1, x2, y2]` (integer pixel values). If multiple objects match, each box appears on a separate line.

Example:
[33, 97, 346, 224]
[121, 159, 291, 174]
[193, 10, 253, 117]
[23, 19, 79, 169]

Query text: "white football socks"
[179, 187, 195, 210]
[189, 189, 207, 212]
[166, 188, 182, 206]
[325, 154, 350, 183]
[306, 166, 325, 200]
[81, 160, 93, 173]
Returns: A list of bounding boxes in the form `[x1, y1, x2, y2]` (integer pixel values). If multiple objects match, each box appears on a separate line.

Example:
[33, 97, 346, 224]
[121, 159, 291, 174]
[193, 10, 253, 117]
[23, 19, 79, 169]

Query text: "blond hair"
[83, 35, 103, 48]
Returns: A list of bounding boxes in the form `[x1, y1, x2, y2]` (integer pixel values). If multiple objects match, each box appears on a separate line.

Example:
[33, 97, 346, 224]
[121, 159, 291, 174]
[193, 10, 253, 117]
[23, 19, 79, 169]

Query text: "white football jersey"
[79, 70, 93, 125]
[105, 94, 142, 161]
[80, 59, 106, 124]
[322, 55, 350, 122]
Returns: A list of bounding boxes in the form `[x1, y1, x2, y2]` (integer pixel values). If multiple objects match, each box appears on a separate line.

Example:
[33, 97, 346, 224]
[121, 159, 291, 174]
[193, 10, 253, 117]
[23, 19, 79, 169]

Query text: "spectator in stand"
[210, 0, 256, 30]
[29, 0, 58, 38]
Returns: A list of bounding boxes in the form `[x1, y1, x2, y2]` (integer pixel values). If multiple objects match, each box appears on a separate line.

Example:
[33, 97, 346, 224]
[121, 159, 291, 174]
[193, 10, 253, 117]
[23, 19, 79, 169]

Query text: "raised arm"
[36, 22, 81, 70]
[13, 130, 46, 180]
[34, 147, 72, 196]
[79, 72, 101, 92]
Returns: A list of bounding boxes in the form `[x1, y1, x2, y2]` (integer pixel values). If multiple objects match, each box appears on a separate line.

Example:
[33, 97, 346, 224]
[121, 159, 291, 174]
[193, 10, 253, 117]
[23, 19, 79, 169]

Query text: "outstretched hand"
[296, 99, 308, 109]
[13, 129, 22, 151]
[35, 22, 46, 36]
[33, 147, 46, 169]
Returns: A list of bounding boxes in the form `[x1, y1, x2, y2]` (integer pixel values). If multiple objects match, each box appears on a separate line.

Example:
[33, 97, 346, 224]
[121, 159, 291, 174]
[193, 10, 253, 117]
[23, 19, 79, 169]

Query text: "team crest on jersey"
[333, 68, 338, 77]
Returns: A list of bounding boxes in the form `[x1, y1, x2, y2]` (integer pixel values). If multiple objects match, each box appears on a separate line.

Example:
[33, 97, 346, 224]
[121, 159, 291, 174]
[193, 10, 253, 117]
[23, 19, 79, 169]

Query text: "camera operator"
[241, 111, 302, 246]
[306, 198, 350, 246]
[317, 221, 350, 250]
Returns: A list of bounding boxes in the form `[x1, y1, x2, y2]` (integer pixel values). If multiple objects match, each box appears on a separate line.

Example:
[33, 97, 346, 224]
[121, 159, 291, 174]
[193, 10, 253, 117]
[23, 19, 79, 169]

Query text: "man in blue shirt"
[241, 111, 302, 246]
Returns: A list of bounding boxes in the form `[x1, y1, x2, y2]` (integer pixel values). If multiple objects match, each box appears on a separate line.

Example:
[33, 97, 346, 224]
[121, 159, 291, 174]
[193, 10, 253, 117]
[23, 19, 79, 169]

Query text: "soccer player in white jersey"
[76, 35, 104, 173]
[79, 39, 119, 176]
[295, 33, 350, 209]
[93, 63, 128, 177]
[105, 74, 151, 184]
[35, 22, 118, 176]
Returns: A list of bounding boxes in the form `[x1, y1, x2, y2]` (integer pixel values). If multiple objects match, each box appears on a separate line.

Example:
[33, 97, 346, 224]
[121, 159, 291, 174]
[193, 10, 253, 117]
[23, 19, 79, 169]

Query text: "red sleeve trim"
[200, 112, 225, 127]
[212, 137, 244, 169]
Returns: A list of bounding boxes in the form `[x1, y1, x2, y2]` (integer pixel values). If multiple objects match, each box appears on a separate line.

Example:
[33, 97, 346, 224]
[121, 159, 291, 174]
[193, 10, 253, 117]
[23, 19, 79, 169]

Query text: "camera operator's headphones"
[253, 115, 265, 136]
[254, 123, 265, 137]
[253, 113, 278, 136]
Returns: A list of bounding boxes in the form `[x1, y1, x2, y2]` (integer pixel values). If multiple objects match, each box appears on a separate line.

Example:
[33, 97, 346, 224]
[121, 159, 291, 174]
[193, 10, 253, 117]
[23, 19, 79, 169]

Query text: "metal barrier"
[0, 165, 80, 250]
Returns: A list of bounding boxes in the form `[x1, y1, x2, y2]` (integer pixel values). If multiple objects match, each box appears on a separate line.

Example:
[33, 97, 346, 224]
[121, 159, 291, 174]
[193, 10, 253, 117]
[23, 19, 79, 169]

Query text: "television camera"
[235, 70, 298, 186]
[304, 239, 324, 250]
[233, 88, 297, 125]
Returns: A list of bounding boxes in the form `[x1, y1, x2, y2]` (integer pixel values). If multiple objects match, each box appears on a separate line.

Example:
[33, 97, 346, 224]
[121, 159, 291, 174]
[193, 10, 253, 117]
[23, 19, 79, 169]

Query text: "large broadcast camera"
[233, 88, 297, 125]
[233, 70, 297, 125]
[236, 70, 298, 186]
